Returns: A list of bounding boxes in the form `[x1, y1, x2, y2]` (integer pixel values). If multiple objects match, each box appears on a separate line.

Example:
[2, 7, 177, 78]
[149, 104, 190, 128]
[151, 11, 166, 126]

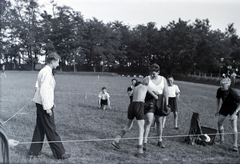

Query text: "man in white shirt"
[27, 52, 71, 160]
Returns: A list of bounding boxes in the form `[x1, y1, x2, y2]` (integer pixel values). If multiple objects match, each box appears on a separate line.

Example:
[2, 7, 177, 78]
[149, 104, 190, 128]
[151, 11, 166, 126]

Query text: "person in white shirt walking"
[162, 75, 180, 129]
[27, 52, 71, 160]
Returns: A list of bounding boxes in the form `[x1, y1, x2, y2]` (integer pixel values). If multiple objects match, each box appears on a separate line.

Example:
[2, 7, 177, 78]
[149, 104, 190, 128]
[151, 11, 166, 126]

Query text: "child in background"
[162, 75, 180, 129]
[1, 65, 7, 78]
[98, 87, 111, 110]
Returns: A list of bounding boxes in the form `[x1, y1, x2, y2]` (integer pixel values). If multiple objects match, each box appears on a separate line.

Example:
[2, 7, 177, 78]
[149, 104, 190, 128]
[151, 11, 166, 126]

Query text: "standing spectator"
[98, 87, 111, 110]
[162, 75, 180, 129]
[215, 77, 240, 152]
[143, 64, 169, 150]
[1, 64, 7, 78]
[230, 71, 237, 86]
[127, 78, 137, 102]
[27, 52, 71, 159]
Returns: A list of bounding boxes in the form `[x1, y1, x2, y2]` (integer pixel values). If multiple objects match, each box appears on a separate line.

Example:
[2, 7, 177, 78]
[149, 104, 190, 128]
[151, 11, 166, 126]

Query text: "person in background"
[1, 64, 7, 78]
[230, 70, 237, 86]
[98, 87, 111, 110]
[215, 77, 240, 152]
[127, 78, 137, 102]
[112, 81, 158, 157]
[27, 52, 71, 159]
[162, 75, 180, 129]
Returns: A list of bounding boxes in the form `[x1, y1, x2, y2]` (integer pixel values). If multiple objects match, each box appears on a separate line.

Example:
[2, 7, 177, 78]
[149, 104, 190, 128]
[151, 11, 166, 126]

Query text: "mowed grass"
[1, 71, 240, 164]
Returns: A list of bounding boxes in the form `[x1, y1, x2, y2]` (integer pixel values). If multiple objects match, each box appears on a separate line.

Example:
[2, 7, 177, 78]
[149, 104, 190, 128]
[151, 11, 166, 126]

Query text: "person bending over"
[215, 77, 240, 152]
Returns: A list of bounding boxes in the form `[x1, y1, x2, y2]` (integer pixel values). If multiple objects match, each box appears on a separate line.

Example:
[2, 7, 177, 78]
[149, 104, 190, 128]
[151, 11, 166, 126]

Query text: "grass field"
[1, 71, 240, 164]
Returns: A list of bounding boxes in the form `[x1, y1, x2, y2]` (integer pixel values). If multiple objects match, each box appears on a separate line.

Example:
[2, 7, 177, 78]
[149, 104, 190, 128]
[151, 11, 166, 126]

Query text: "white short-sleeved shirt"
[98, 92, 110, 100]
[168, 84, 180, 98]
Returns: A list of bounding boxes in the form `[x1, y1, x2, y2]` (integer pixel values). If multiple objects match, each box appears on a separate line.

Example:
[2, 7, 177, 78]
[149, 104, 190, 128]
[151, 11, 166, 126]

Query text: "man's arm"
[163, 78, 169, 105]
[147, 87, 158, 99]
[215, 99, 221, 116]
[107, 97, 111, 108]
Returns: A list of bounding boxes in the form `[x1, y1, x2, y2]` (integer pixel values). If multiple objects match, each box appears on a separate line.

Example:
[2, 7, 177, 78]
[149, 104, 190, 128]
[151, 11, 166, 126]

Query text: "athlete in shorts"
[143, 64, 169, 149]
[215, 77, 240, 151]
[112, 81, 158, 156]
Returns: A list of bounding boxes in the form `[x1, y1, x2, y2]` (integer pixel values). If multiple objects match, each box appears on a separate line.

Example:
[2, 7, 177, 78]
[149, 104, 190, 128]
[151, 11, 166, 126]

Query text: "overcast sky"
[40, 0, 240, 35]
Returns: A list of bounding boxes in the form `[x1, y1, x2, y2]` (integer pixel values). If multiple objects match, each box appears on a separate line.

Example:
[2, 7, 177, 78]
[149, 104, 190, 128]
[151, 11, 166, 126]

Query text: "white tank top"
[148, 76, 164, 94]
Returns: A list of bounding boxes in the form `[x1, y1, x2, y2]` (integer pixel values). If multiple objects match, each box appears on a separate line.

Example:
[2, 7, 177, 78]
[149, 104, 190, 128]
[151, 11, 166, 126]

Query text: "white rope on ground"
[2, 99, 33, 126]
[178, 98, 196, 113]
[179, 98, 219, 118]
[18, 131, 240, 145]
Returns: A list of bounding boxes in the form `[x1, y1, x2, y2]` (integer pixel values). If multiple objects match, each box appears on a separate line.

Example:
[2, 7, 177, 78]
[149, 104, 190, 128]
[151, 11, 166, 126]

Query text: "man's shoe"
[157, 141, 165, 148]
[111, 141, 121, 149]
[26, 152, 40, 159]
[57, 153, 71, 160]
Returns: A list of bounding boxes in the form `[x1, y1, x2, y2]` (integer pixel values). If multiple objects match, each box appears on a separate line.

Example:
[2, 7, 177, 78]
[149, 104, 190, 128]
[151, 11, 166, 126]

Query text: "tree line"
[1, 0, 240, 75]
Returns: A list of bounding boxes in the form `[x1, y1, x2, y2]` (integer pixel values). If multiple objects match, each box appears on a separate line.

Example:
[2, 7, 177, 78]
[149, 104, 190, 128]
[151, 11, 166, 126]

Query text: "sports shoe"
[143, 143, 147, 151]
[111, 141, 121, 149]
[57, 153, 71, 160]
[134, 152, 146, 158]
[174, 127, 179, 130]
[231, 146, 238, 152]
[157, 141, 165, 148]
[215, 140, 224, 145]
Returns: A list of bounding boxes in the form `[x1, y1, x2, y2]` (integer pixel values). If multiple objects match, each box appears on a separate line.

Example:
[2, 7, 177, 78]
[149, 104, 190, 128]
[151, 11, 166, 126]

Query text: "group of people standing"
[1, 51, 239, 162]
[112, 63, 240, 157]
[112, 64, 180, 156]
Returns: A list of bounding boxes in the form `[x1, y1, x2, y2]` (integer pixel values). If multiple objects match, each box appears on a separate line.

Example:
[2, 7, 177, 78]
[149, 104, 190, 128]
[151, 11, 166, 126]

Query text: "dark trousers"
[29, 103, 65, 158]
[0, 124, 9, 164]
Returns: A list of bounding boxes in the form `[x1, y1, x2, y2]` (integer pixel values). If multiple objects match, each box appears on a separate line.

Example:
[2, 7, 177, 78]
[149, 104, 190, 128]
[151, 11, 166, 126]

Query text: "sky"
[40, 0, 240, 35]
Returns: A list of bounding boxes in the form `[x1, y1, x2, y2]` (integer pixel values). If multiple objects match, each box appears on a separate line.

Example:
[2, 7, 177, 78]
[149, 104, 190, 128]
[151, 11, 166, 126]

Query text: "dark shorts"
[128, 102, 145, 120]
[144, 94, 165, 116]
[219, 103, 238, 116]
[169, 97, 178, 112]
[101, 99, 108, 106]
